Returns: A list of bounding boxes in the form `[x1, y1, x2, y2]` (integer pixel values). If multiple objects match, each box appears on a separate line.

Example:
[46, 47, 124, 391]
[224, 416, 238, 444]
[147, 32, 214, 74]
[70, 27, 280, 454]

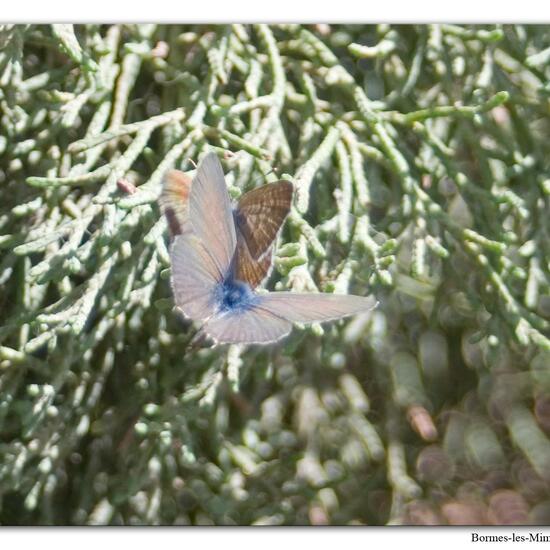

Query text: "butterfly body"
[163, 152, 377, 346]
[214, 277, 256, 314]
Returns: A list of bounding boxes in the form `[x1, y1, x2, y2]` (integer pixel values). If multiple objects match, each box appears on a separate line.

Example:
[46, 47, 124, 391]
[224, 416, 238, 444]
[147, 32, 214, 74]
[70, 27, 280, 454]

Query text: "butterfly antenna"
[248, 165, 281, 188]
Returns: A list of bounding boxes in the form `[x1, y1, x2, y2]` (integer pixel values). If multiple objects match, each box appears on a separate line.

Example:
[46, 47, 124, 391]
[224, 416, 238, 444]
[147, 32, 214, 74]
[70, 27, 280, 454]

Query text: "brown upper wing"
[233, 237, 274, 289]
[234, 181, 293, 260]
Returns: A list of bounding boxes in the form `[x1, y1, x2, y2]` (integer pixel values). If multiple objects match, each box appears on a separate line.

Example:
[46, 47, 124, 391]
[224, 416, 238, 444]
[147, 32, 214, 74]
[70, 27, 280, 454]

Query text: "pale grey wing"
[202, 306, 292, 345]
[189, 152, 236, 276]
[169, 233, 223, 322]
[255, 292, 378, 323]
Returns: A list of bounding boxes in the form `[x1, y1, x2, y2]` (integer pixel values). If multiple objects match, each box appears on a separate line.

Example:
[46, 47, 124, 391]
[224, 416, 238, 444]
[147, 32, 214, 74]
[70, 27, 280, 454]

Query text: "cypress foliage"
[0, 24, 549, 525]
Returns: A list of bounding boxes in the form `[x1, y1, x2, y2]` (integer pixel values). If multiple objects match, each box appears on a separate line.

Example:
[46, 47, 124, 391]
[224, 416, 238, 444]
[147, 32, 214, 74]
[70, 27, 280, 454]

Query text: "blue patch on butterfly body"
[214, 278, 256, 314]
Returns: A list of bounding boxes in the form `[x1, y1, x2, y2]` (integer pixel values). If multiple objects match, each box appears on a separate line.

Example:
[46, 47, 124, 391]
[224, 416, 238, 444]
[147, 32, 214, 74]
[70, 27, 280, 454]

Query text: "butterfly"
[168, 152, 377, 345]
[160, 160, 293, 288]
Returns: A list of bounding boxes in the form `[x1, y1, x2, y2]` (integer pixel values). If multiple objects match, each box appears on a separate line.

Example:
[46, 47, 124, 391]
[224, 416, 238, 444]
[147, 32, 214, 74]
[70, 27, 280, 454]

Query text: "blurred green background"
[0, 24, 549, 525]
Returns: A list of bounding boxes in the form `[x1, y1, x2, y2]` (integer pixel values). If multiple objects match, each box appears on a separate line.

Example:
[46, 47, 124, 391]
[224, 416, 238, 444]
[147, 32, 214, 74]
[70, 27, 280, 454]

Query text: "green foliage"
[0, 23, 549, 525]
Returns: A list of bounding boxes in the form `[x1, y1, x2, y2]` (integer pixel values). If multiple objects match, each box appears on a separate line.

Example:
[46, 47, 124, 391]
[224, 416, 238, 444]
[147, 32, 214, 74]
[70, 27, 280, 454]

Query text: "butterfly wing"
[202, 305, 292, 344]
[233, 237, 274, 289]
[234, 181, 293, 260]
[200, 292, 377, 345]
[170, 233, 223, 322]
[256, 292, 378, 323]
[159, 169, 192, 238]
[189, 152, 236, 276]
